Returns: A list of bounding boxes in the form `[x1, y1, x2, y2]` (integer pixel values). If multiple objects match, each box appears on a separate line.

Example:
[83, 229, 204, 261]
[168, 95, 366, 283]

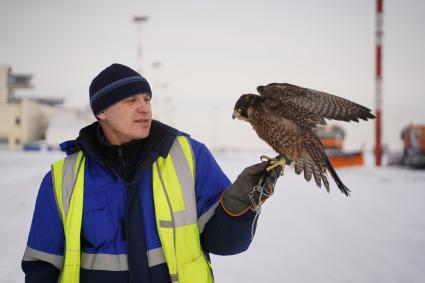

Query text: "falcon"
[232, 83, 375, 196]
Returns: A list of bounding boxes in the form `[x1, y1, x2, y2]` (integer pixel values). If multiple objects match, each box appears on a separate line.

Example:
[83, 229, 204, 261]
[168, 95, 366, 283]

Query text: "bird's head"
[232, 94, 266, 122]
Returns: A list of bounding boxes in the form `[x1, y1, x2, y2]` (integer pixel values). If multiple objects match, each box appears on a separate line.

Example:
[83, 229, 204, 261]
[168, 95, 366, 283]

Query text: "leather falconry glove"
[220, 161, 281, 216]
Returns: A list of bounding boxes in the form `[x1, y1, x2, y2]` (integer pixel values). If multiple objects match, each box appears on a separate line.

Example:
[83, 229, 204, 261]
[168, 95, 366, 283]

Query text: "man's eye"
[127, 97, 136, 103]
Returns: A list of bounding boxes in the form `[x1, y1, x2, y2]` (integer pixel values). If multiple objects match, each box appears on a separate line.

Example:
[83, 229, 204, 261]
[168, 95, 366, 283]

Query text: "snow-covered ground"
[1, 149, 424, 283]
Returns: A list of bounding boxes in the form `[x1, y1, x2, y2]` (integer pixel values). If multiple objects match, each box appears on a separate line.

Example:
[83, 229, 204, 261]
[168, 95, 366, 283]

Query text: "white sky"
[1, 0, 424, 151]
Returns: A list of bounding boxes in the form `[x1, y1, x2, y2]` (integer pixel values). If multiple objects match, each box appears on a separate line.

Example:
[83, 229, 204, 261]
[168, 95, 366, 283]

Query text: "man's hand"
[220, 161, 281, 216]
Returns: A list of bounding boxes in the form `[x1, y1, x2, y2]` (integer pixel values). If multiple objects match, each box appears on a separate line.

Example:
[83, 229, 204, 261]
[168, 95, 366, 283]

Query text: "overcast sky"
[1, 0, 424, 151]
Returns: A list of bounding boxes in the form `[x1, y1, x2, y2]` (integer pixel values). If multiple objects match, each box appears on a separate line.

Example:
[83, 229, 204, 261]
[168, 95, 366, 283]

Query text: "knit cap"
[89, 63, 152, 114]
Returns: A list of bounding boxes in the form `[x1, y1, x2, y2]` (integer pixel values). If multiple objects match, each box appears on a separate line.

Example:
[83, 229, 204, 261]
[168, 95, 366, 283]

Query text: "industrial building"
[0, 65, 64, 149]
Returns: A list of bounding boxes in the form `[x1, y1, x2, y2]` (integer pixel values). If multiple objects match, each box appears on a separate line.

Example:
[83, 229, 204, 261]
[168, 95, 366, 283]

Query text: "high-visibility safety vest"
[51, 136, 213, 283]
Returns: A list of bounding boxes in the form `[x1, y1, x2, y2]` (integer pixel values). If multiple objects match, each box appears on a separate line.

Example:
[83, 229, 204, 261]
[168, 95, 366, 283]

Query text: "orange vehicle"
[401, 124, 425, 167]
[316, 124, 344, 150]
[315, 124, 364, 168]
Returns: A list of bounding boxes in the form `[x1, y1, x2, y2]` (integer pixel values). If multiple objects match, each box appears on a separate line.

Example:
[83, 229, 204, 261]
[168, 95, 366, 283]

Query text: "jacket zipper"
[118, 145, 131, 241]
[118, 145, 131, 194]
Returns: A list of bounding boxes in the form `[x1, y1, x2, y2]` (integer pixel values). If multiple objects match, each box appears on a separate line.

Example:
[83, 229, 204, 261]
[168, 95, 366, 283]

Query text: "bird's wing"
[268, 99, 326, 129]
[257, 83, 375, 122]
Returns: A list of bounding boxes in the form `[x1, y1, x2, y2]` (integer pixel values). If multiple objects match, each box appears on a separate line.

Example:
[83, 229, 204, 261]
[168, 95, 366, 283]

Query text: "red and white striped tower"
[375, 0, 384, 166]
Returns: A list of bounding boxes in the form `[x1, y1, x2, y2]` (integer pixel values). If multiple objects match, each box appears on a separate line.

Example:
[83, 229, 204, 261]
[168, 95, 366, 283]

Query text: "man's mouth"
[134, 119, 149, 124]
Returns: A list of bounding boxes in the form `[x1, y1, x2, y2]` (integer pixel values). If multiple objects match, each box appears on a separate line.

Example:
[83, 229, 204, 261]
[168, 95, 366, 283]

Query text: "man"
[22, 63, 280, 283]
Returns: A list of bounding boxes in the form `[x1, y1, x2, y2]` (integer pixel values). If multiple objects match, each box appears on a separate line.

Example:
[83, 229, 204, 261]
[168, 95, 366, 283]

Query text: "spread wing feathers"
[257, 83, 375, 123]
[269, 100, 325, 129]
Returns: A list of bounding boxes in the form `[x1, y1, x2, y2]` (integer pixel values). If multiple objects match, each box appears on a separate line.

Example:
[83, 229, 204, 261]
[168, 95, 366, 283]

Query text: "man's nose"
[136, 98, 149, 112]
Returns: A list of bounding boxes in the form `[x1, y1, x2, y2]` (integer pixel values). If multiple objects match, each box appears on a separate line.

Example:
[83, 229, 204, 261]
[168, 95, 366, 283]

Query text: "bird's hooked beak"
[232, 109, 249, 122]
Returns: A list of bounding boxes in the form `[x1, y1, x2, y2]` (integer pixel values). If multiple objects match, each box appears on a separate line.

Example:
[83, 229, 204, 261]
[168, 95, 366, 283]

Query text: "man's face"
[97, 93, 152, 145]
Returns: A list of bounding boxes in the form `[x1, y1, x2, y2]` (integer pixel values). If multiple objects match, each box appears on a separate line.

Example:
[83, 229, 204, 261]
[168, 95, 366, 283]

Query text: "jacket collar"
[60, 120, 179, 160]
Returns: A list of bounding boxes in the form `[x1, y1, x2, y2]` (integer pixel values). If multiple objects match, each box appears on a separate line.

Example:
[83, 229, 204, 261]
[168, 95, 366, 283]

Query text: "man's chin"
[135, 127, 151, 139]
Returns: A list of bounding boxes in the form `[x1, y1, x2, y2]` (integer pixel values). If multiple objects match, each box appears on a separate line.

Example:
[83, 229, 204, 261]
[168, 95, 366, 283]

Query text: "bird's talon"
[261, 155, 287, 176]
[260, 155, 271, 162]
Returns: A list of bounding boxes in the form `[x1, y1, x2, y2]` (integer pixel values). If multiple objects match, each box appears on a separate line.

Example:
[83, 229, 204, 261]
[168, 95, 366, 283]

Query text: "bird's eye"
[238, 108, 243, 113]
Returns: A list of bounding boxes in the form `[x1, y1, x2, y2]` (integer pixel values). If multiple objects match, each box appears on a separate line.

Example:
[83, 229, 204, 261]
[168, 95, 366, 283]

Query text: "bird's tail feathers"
[323, 154, 351, 196]
[306, 136, 350, 196]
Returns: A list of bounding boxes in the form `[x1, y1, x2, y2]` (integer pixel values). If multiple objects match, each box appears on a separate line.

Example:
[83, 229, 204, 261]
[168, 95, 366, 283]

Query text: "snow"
[1, 149, 424, 283]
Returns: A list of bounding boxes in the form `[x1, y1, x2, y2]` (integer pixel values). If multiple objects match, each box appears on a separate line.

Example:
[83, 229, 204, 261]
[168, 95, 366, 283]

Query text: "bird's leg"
[260, 155, 288, 176]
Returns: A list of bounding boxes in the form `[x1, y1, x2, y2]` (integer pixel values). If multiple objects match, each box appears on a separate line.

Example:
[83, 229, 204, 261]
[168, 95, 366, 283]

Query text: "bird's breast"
[251, 111, 304, 153]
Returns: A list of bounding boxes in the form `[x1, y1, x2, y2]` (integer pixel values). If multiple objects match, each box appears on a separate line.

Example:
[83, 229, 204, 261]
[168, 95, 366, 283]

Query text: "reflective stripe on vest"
[51, 136, 212, 282]
[153, 136, 213, 283]
[52, 151, 85, 283]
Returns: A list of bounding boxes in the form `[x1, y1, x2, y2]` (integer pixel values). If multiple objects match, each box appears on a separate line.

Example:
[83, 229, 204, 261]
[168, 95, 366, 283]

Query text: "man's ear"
[97, 111, 106, 120]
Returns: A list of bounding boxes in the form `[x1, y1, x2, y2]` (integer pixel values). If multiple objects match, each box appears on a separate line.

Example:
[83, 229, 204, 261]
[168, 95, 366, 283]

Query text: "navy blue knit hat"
[89, 63, 152, 114]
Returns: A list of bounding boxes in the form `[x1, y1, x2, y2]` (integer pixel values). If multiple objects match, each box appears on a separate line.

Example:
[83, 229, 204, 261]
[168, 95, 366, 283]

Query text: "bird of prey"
[232, 83, 375, 196]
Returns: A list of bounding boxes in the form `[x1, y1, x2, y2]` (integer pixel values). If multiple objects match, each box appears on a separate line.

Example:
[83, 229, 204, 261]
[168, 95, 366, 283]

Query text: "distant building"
[0, 65, 64, 149]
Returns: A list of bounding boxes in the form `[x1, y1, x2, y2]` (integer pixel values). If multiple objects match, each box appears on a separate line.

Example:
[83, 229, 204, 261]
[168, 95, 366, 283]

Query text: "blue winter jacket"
[22, 121, 255, 283]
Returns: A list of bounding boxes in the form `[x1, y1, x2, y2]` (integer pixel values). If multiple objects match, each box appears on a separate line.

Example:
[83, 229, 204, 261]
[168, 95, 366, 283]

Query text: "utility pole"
[133, 16, 149, 74]
[152, 61, 162, 120]
[375, 0, 384, 166]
